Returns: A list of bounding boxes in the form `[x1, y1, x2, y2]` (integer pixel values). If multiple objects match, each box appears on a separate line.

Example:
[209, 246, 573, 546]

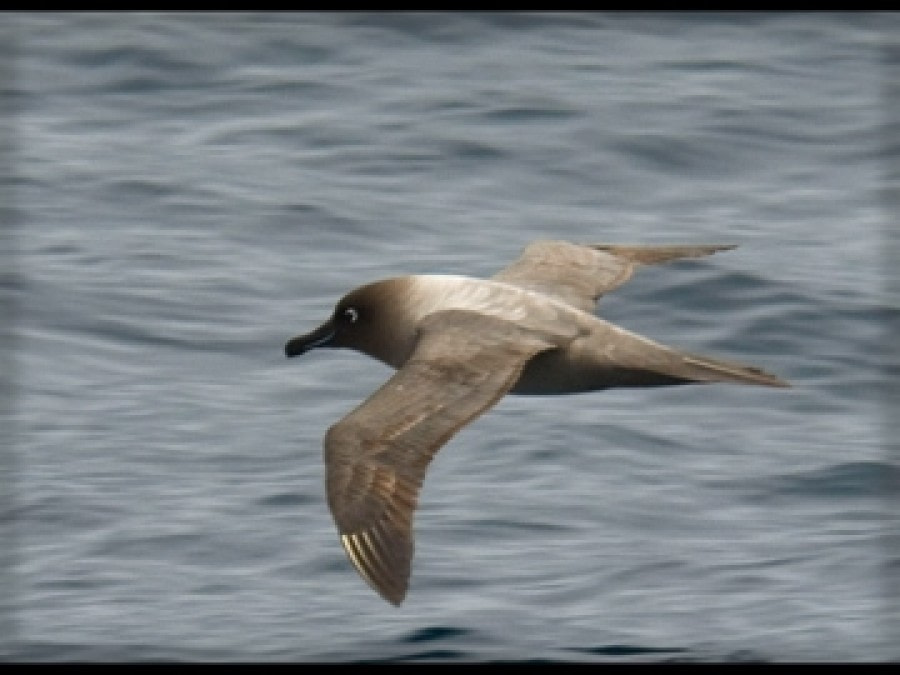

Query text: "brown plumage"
[284, 241, 788, 605]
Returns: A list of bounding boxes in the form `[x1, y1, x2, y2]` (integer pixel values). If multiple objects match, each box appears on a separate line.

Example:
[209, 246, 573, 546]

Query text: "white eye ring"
[343, 307, 359, 323]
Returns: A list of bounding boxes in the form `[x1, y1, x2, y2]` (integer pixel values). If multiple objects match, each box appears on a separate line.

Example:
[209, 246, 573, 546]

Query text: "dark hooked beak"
[284, 320, 336, 357]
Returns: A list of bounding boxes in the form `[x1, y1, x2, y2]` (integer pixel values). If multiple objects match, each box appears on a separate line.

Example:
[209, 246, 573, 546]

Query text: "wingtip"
[589, 243, 739, 265]
[340, 530, 410, 607]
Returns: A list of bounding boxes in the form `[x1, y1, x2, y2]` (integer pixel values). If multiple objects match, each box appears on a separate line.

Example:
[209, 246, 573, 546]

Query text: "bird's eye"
[342, 307, 359, 324]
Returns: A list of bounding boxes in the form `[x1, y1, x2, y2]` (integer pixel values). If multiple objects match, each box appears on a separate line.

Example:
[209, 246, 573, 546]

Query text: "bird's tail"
[589, 244, 788, 387]
[675, 350, 789, 388]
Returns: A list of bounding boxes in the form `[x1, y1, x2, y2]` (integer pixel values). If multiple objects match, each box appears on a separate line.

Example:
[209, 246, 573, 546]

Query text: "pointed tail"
[676, 351, 789, 388]
[585, 243, 788, 388]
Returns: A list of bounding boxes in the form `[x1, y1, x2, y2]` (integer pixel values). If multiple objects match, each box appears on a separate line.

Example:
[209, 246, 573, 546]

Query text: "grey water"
[2, 12, 898, 662]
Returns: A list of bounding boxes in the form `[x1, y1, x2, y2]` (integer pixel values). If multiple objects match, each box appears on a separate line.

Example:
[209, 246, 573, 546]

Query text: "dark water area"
[2, 12, 898, 662]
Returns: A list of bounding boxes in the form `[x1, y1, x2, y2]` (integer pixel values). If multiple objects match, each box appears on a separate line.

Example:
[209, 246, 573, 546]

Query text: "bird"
[284, 240, 789, 606]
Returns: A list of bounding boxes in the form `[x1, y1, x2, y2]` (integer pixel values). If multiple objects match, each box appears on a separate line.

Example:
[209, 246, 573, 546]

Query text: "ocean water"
[2, 12, 898, 662]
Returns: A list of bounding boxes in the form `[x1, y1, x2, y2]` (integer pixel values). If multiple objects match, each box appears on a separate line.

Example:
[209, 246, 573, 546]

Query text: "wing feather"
[324, 310, 554, 605]
[492, 240, 735, 312]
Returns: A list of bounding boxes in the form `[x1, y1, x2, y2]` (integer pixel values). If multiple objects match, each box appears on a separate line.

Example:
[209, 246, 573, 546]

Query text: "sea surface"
[2, 12, 899, 662]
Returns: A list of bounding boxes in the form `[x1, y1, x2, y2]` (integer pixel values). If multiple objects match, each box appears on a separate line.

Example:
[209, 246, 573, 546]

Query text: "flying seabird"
[284, 240, 789, 605]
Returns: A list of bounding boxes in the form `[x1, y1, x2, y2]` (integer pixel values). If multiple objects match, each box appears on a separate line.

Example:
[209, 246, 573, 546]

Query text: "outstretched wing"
[492, 240, 735, 313]
[323, 310, 554, 605]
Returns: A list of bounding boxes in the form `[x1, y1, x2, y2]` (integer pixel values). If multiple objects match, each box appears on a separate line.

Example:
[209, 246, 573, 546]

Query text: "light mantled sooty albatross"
[284, 240, 789, 606]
